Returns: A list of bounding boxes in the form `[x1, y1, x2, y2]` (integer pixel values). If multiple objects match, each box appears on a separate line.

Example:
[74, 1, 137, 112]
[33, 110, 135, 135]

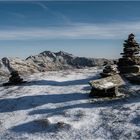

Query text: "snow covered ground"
[0, 67, 140, 140]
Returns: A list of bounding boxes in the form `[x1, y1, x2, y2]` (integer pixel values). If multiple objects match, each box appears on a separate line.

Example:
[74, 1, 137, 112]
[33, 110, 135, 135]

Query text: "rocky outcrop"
[0, 51, 112, 77]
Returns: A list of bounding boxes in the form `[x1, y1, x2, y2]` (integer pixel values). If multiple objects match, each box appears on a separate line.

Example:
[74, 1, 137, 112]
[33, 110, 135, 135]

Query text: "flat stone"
[89, 74, 125, 90]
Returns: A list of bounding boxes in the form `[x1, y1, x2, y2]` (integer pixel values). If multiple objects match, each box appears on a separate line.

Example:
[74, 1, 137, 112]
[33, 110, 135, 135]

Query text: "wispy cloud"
[1, 21, 140, 40]
[9, 12, 26, 19]
[36, 2, 48, 11]
[35, 2, 71, 25]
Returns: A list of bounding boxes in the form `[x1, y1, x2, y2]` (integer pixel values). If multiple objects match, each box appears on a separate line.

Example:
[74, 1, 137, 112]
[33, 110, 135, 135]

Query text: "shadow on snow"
[24, 75, 99, 86]
[10, 94, 140, 133]
[0, 75, 99, 113]
[10, 120, 60, 133]
[0, 92, 88, 113]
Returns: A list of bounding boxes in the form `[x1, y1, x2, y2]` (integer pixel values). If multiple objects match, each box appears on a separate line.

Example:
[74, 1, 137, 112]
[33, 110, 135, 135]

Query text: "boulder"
[89, 74, 125, 97]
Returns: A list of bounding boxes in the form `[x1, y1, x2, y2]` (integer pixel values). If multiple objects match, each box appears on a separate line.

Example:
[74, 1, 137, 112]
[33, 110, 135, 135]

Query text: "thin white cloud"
[9, 12, 26, 19]
[36, 2, 48, 11]
[1, 21, 140, 40]
[35, 2, 71, 25]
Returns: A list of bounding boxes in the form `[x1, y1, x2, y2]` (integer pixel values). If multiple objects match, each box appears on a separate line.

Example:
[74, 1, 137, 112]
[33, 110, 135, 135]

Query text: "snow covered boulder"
[89, 74, 125, 97]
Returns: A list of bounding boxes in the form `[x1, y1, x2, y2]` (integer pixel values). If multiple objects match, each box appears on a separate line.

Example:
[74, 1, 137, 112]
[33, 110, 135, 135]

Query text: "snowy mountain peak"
[39, 51, 74, 58]
[40, 51, 56, 58]
[55, 51, 74, 57]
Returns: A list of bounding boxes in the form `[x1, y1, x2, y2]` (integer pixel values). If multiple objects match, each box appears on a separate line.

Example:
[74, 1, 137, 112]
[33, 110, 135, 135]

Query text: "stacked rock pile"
[100, 64, 119, 77]
[118, 33, 140, 73]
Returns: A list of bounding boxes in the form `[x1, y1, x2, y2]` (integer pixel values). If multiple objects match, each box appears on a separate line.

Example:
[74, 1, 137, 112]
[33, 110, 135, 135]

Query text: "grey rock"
[89, 74, 125, 97]
[100, 64, 119, 77]
[89, 74, 125, 90]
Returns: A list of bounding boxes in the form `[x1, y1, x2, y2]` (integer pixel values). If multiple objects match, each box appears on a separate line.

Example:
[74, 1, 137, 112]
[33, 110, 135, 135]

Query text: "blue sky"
[0, 1, 140, 59]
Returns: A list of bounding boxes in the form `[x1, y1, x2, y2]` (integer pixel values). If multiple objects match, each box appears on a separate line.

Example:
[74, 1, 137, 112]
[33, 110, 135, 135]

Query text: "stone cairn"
[100, 63, 119, 78]
[118, 33, 140, 73]
[89, 33, 140, 97]
[90, 61, 123, 98]
[9, 71, 23, 84]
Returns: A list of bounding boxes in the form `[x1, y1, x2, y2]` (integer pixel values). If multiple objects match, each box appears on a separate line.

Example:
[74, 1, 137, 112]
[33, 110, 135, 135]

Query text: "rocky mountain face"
[0, 51, 112, 77]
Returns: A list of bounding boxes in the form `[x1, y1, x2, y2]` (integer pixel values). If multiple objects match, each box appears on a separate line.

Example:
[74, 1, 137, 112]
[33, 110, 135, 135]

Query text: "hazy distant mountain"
[0, 51, 112, 76]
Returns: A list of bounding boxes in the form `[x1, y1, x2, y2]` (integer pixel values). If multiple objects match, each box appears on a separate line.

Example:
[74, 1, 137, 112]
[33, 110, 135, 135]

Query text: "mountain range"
[0, 51, 112, 76]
